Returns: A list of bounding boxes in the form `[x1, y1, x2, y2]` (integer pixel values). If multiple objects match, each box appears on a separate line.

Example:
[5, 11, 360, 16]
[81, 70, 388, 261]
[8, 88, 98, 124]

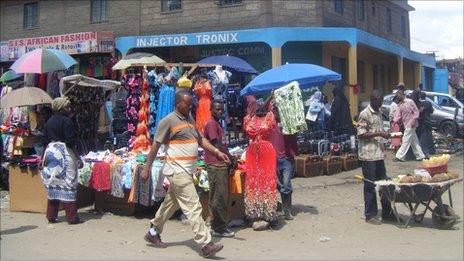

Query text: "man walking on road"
[357, 89, 394, 225]
[204, 100, 235, 237]
[393, 89, 425, 162]
[140, 90, 230, 258]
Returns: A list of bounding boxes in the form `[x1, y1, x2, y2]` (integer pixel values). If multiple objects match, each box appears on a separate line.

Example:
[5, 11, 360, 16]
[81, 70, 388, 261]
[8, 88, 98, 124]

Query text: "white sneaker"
[211, 228, 235, 238]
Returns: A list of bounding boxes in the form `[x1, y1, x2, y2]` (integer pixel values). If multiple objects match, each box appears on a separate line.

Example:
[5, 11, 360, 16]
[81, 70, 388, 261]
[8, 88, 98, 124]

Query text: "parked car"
[358, 93, 464, 136]
[425, 91, 464, 114]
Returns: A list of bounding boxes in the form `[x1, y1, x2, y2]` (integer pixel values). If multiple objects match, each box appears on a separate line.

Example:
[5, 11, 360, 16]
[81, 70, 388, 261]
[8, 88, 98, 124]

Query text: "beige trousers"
[395, 127, 425, 161]
[150, 171, 211, 247]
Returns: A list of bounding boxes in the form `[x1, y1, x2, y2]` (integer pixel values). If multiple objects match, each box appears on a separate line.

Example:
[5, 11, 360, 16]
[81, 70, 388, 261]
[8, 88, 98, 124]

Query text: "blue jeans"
[276, 157, 294, 195]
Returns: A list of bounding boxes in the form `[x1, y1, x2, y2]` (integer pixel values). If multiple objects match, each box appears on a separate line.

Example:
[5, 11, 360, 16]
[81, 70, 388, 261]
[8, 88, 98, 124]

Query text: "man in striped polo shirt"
[141, 89, 230, 258]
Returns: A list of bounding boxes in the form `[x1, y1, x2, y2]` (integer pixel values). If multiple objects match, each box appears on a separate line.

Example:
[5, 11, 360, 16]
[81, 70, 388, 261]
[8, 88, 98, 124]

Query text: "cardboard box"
[8, 166, 47, 213]
[8, 166, 95, 213]
[199, 191, 245, 223]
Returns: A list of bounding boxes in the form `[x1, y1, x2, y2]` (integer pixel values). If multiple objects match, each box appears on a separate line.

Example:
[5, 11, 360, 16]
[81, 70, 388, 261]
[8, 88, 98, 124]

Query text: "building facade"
[0, 0, 435, 116]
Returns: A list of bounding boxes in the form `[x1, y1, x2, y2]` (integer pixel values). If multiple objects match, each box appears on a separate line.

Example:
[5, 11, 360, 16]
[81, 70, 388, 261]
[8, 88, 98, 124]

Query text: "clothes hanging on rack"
[193, 77, 212, 134]
[124, 74, 142, 148]
[66, 85, 105, 155]
[207, 67, 232, 101]
[147, 70, 162, 137]
[154, 82, 175, 128]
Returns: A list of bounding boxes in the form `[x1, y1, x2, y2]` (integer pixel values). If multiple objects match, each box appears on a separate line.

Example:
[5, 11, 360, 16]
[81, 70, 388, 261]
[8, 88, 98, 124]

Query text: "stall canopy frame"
[59, 74, 122, 96]
[131, 63, 223, 77]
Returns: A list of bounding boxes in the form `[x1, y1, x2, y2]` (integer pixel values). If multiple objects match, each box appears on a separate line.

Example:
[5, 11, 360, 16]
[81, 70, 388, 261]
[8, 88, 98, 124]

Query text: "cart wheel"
[432, 204, 456, 229]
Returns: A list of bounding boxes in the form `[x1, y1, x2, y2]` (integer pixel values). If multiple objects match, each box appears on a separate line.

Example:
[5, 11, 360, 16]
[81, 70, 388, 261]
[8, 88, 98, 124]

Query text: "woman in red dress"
[244, 101, 278, 230]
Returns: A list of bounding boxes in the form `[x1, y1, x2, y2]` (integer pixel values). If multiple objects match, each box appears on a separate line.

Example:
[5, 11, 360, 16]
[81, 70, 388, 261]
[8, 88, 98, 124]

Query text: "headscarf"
[313, 91, 322, 102]
[246, 95, 259, 116]
[52, 97, 70, 112]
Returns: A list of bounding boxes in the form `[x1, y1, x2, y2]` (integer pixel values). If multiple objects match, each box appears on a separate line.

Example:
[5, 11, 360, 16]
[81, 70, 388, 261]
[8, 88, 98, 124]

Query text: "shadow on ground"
[0, 225, 38, 236]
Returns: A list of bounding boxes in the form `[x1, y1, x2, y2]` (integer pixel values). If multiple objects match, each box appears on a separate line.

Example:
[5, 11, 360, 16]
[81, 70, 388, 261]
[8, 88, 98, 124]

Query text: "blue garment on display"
[155, 83, 175, 128]
[122, 159, 136, 189]
[207, 70, 231, 101]
[147, 70, 162, 137]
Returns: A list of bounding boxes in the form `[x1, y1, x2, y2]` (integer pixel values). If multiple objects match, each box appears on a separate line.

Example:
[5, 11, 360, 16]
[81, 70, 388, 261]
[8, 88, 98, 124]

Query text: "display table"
[8, 165, 95, 213]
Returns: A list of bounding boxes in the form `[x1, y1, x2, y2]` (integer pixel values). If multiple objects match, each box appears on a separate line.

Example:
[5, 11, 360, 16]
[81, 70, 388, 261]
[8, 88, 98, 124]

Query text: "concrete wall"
[1, 0, 410, 48]
[0, 0, 140, 39]
[321, 0, 410, 48]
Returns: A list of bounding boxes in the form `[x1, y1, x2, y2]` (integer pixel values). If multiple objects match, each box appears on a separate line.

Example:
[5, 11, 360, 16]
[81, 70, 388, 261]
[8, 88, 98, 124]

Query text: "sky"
[409, 0, 463, 60]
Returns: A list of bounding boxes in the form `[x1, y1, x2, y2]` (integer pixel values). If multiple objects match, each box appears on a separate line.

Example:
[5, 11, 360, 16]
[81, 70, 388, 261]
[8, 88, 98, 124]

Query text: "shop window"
[334, 0, 343, 14]
[23, 2, 39, 29]
[357, 1, 365, 21]
[215, 0, 243, 6]
[386, 8, 392, 32]
[91, 0, 108, 22]
[162, 0, 182, 12]
[371, 2, 376, 16]
[401, 16, 407, 38]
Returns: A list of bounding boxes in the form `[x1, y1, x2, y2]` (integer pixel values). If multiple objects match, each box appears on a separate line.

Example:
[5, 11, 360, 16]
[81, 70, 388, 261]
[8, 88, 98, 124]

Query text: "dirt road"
[1, 152, 463, 260]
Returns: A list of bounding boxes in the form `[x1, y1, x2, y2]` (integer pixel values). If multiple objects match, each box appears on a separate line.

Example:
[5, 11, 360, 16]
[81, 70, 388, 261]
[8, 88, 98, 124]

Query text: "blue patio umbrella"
[197, 55, 259, 74]
[240, 63, 341, 96]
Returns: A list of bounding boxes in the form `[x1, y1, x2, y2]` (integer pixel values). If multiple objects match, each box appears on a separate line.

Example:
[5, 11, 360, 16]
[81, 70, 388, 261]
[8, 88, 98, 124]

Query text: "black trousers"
[361, 160, 392, 219]
[417, 126, 435, 157]
[207, 166, 230, 232]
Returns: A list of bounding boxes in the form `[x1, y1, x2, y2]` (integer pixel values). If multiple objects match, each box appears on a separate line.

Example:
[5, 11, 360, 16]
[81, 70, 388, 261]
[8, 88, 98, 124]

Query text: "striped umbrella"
[10, 48, 78, 74]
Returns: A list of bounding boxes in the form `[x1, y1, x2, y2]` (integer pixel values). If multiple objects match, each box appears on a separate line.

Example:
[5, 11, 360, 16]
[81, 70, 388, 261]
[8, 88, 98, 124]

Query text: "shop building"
[1, 31, 115, 78]
[0, 0, 436, 116]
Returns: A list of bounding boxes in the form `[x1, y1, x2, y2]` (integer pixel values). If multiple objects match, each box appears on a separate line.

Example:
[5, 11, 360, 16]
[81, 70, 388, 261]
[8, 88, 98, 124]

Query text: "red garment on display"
[38, 74, 47, 90]
[243, 112, 278, 222]
[89, 162, 111, 191]
[193, 79, 212, 134]
[132, 76, 151, 152]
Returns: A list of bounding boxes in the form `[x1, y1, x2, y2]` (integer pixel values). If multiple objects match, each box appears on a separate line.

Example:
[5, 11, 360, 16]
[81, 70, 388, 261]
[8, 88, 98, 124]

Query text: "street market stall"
[357, 154, 462, 229]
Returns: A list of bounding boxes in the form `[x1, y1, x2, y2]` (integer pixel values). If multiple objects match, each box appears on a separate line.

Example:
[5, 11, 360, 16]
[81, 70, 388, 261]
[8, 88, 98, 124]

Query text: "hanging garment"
[110, 163, 125, 198]
[134, 165, 154, 206]
[155, 82, 175, 127]
[78, 162, 93, 187]
[122, 159, 136, 189]
[207, 69, 231, 101]
[89, 162, 111, 191]
[243, 112, 278, 222]
[41, 142, 78, 202]
[148, 77, 161, 136]
[274, 81, 308, 135]
[193, 78, 212, 134]
[151, 159, 166, 201]
[125, 75, 142, 147]
[230, 169, 243, 194]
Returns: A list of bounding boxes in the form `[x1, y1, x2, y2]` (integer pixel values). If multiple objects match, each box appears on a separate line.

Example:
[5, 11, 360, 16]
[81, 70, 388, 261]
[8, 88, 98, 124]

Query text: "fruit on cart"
[431, 173, 450, 183]
[399, 174, 422, 183]
[421, 154, 451, 168]
[446, 171, 459, 179]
